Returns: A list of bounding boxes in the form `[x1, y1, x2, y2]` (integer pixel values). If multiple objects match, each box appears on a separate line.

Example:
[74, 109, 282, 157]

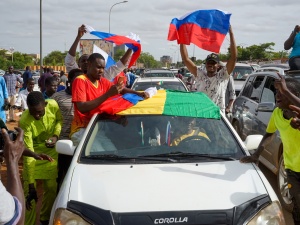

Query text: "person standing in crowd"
[20, 91, 62, 225]
[180, 26, 237, 111]
[59, 70, 67, 86]
[3, 66, 23, 122]
[51, 68, 83, 192]
[0, 76, 9, 123]
[38, 67, 53, 92]
[22, 66, 33, 89]
[284, 25, 300, 70]
[14, 78, 35, 111]
[125, 68, 136, 88]
[65, 24, 133, 81]
[71, 53, 148, 146]
[240, 76, 300, 225]
[0, 127, 25, 225]
[43, 76, 58, 99]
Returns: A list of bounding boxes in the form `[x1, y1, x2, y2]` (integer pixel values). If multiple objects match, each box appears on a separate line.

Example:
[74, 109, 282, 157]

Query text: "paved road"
[258, 163, 294, 224]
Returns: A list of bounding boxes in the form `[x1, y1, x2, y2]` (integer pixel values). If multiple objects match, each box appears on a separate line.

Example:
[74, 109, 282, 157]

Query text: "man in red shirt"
[71, 53, 148, 145]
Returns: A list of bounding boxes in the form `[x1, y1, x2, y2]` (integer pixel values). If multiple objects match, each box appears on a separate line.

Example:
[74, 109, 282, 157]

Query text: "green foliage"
[138, 52, 161, 68]
[0, 51, 33, 70]
[43, 51, 67, 66]
[113, 49, 125, 61]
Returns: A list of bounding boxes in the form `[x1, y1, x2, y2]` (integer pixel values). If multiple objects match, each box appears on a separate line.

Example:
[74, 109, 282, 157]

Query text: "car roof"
[255, 67, 285, 75]
[234, 62, 252, 67]
[260, 63, 289, 69]
[135, 77, 180, 82]
[144, 69, 174, 73]
[247, 71, 280, 79]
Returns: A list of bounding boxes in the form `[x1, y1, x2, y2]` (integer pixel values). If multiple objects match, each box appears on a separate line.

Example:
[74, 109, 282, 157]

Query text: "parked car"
[231, 71, 300, 212]
[143, 69, 175, 78]
[251, 63, 260, 71]
[50, 91, 285, 224]
[134, 68, 145, 76]
[231, 63, 254, 96]
[131, 77, 188, 92]
[255, 67, 286, 75]
[260, 63, 290, 71]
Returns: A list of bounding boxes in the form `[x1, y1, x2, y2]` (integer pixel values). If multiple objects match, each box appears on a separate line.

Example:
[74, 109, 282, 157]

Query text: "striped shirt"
[3, 73, 22, 96]
[51, 90, 73, 139]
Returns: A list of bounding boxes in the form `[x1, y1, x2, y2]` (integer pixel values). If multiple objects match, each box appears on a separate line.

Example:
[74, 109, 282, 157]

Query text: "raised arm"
[69, 25, 86, 57]
[284, 25, 299, 50]
[225, 26, 238, 75]
[2, 127, 25, 225]
[180, 44, 197, 76]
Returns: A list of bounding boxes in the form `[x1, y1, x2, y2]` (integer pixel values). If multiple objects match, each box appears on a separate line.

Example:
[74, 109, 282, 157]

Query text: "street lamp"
[9, 47, 15, 62]
[109, 1, 128, 33]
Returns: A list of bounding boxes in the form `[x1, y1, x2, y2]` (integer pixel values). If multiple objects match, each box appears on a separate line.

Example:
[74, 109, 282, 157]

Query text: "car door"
[239, 75, 266, 138]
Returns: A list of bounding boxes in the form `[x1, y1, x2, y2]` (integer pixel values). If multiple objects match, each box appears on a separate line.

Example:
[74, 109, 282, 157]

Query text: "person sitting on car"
[240, 75, 300, 225]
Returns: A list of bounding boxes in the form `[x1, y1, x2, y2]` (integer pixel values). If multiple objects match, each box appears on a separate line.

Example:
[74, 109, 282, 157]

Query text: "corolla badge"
[154, 217, 188, 224]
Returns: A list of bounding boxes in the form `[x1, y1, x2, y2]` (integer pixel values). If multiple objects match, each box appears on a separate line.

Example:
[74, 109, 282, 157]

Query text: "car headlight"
[246, 201, 286, 225]
[53, 208, 91, 225]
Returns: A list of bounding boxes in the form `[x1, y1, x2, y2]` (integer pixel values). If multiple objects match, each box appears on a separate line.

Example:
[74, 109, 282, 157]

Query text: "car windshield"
[79, 115, 244, 163]
[132, 81, 187, 92]
[231, 66, 254, 80]
[144, 72, 174, 77]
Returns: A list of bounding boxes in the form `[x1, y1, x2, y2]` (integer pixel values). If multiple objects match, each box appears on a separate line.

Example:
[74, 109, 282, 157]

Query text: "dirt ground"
[1, 116, 43, 225]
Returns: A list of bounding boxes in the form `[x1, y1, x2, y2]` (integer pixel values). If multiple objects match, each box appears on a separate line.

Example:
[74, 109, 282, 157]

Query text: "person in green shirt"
[240, 76, 300, 225]
[20, 91, 62, 225]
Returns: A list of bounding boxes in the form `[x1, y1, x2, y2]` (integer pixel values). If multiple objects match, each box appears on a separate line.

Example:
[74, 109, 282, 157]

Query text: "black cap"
[205, 53, 220, 63]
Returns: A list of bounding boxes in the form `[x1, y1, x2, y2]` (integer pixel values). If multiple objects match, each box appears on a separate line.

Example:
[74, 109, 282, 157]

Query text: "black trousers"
[286, 169, 300, 224]
[289, 57, 300, 71]
[56, 153, 73, 194]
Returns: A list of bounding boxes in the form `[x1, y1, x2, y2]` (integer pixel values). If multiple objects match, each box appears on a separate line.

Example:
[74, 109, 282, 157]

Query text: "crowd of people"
[0, 23, 300, 225]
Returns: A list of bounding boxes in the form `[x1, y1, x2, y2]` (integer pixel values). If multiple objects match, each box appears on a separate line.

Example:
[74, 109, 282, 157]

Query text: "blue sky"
[0, 0, 299, 61]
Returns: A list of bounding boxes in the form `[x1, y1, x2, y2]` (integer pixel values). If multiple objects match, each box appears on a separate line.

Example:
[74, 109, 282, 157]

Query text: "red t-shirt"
[71, 75, 113, 136]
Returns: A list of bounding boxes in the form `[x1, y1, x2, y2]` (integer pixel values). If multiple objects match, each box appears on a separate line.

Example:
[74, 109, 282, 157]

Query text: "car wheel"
[232, 120, 242, 140]
[277, 155, 293, 213]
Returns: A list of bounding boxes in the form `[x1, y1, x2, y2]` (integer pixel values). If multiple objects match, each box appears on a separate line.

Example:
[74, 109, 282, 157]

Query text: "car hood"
[68, 161, 267, 212]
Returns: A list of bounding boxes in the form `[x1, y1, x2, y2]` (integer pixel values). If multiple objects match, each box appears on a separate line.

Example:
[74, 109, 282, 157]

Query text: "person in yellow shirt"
[171, 118, 209, 146]
[20, 91, 62, 225]
[240, 76, 300, 225]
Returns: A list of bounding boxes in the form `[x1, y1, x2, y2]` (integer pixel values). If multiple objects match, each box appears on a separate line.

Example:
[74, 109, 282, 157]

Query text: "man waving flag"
[85, 24, 141, 68]
[167, 9, 231, 53]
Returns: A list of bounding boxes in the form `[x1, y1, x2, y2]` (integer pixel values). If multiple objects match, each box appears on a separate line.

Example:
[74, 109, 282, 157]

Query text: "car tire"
[277, 155, 294, 213]
[232, 120, 243, 140]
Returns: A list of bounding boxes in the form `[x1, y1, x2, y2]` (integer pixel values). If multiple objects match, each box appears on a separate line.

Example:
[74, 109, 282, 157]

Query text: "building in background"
[160, 55, 172, 68]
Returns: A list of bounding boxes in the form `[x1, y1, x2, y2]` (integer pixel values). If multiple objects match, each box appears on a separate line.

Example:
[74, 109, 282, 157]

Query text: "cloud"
[0, 0, 298, 61]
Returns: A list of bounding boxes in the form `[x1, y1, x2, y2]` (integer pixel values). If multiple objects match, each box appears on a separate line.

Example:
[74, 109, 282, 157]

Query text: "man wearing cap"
[180, 26, 237, 111]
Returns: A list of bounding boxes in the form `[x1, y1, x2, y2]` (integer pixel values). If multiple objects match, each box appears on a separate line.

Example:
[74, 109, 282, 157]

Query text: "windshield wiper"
[82, 154, 177, 162]
[145, 152, 236, 161]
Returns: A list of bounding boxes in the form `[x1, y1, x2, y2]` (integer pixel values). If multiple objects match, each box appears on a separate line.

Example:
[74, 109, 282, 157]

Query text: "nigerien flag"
[117, 90, 220, 119]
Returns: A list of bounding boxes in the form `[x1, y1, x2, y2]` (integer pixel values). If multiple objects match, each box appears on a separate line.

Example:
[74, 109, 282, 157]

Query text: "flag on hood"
[117, 90, 220, 119]
[167, 9, 231, 53]
[85, 24, 141, 68]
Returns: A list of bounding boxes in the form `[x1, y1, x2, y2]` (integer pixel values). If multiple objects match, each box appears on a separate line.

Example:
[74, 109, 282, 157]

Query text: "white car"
[131, 77, 189, 92]
[255, 66, 286, 75]
[50, 90, 285, 225]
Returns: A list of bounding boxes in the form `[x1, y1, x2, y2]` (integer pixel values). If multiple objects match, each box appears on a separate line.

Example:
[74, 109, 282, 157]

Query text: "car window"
[261, 77, 276, 103]
[132, 82, 187, 92]
[80, 115, 243, 161]
[241, 76, 265, 102]
[232, 66, 254, 80]
[144, 73, 174, 77]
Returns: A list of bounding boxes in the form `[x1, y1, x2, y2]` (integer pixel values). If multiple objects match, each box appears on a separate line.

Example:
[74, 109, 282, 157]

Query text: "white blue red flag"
[167, 9, 231, 53]
[85, 24, 141, 68]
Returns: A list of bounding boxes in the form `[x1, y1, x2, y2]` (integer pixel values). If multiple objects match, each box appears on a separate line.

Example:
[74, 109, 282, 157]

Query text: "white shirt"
[65, 53, 125, 81]
[195, 67, 230, 111]
[14, 88, 29, 109]
[0, 181, 15, 225]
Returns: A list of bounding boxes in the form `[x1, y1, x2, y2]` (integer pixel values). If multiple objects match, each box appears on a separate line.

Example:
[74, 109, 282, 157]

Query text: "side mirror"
[257, 102, 275, 112]
[56, 140, 76, 156]
[244, 135, 263, 151]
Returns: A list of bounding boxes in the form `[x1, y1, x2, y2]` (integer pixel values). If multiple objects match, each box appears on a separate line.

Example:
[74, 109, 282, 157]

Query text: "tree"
[138, 52, 161, 68]
[113, 49, 125, 62]
[43, 51, 67, 66]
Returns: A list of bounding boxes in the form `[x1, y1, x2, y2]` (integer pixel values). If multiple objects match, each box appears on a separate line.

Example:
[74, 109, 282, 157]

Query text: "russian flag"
[167, 9, 231, 53]
[85, 24, 141, 68]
